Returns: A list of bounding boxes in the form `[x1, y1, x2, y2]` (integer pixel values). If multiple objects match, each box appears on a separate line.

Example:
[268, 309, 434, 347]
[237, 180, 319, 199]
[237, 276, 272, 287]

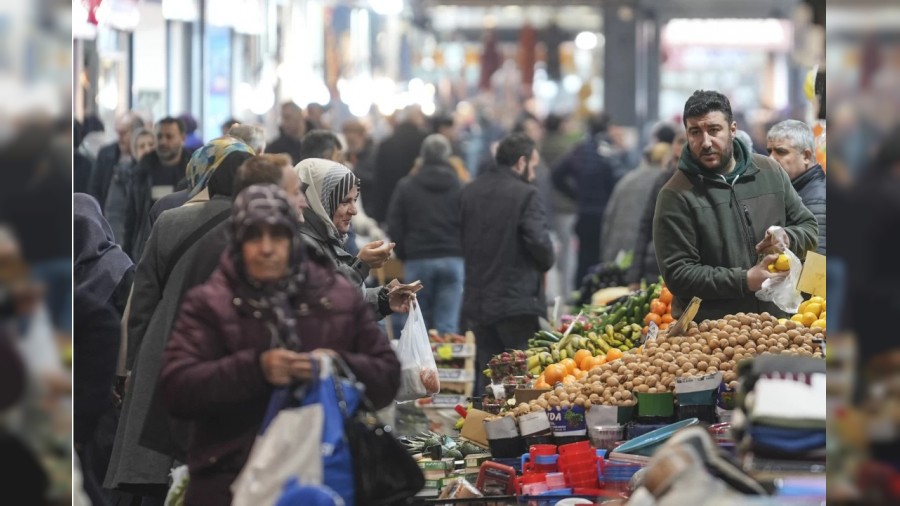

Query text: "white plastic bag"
[755, 247, 804, 313]
[395, 302, 440, 401]
[231, 404, 324, 506]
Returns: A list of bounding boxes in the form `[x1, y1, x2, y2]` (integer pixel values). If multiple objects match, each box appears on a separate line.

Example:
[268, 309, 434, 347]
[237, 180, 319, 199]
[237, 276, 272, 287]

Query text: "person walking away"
[551, 112, 625, 288]
[159, 184, 400, 505]
[387, 134, 464, 334]
[626, 130, 685, 289]
[461, 133, 555, 396]
[766, 119, 827, 254]
[601, 142, 672, 263]
[653, 90, 818, 322]
[541, 113, 579, 303]
[371, 105, 429, 225]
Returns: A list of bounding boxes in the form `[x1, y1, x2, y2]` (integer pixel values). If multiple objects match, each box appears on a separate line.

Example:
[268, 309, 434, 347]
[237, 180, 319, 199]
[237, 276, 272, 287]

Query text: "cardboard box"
[459, 409, 491, 447]
[514, 388, 552, 404]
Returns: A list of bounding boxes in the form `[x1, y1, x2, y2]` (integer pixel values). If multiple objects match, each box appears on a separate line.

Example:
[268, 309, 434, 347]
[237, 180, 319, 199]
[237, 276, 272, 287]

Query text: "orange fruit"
[580, 355, 595, 372]
[661, 314, 674, 324]
[563, 374, 577, 384]
[544, 364, 566, 385]
[560, 358, 577, 375]
[574, 349, 593, 365]
[535, 380, 550, 389]
[591, 356, 606, 368]
[651, 300, 667, 316]
[578, 370, 589, 380]
[606, 348, 624, 363]
[659, 322, 670, 331]
[659, 287, 673, 304]
[644, 313, 662, 325]
[642, 325, 650, 335]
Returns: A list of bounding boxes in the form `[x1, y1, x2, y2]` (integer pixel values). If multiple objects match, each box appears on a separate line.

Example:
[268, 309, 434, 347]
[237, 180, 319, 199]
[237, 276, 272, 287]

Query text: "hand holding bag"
[330, 355, 425, 506]
[395, 301, 440, 401]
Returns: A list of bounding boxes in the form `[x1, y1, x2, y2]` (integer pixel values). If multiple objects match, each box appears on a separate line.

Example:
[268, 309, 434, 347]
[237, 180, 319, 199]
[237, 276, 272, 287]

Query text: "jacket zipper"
[727, 184, 757, 265]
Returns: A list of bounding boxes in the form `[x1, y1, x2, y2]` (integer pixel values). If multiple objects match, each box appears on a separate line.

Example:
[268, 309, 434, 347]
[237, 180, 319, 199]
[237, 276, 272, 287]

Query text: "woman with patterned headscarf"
[160, 184, 400, 505]
[143, 136, 256, 234]
[295, 158, 414, 320]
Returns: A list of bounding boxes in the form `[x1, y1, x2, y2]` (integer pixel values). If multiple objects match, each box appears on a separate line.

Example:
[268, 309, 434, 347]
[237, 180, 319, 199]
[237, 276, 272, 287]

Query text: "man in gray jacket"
[766, 120, 827, 254]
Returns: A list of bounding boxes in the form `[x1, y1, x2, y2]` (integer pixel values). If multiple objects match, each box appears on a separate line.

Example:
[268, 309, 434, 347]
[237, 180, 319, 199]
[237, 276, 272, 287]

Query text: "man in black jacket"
[266, 102, 306, 164]
[124, 117, 191, 261]
[371, 105, 429, 224]
[766, 120, 827, 254]
[461, 133, 555, 395]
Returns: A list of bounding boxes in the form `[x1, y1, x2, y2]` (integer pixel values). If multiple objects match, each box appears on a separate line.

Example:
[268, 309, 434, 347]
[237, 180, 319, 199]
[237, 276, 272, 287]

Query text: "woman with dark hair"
[160, 184, 400, 504]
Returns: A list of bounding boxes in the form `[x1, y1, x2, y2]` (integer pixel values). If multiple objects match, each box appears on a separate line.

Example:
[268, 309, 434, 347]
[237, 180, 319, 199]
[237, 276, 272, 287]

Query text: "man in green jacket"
[653, 90, 818, 321]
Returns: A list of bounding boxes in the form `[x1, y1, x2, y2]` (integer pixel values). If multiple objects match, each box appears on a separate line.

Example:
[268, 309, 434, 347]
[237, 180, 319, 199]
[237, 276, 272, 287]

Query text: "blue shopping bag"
[259, 355, 362, 506]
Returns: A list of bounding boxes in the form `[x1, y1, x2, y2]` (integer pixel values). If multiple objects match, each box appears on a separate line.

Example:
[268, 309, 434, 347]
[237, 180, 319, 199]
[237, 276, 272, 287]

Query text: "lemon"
[798, 300, 810, 314]
[821, 300, 827, 311]
[811, 319, 826, 331]
[801, 312, 818, 327]
[775, 254, 790, 271]
[790, 314, 805, 324]
[768, 264, 777, 273]
[820, 311, 826, 320]
[805, 303, 822, 318]
[777, 318, 787, 325]
[809, 296, 825, 306]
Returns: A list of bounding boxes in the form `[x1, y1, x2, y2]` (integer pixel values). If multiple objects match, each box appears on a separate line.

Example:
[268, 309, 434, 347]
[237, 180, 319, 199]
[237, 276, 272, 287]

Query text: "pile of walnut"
[512, 312, 825, 417]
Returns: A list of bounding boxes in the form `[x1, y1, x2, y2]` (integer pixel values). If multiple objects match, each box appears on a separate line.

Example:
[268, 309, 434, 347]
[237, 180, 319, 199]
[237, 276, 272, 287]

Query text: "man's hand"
[755, 226, 790, 254]
[260, 349, 317, 386]
[356, 240, 395, 269]
[747, 254, 789, 292]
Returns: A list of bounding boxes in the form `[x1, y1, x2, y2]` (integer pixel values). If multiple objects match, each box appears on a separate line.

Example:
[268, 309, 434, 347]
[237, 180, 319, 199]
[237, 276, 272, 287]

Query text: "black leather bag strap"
[160, 207, 231, 288]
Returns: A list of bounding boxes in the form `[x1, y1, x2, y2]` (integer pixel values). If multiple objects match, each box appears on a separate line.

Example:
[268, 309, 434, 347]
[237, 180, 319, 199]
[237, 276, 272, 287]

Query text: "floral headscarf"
[186, 136, 256, 197]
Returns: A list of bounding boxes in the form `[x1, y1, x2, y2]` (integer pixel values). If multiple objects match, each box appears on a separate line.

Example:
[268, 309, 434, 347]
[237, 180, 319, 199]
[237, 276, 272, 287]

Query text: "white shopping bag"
[395, 301, 440, 401]
[231, 403, 324, 506]
[755, 247, 804, 313]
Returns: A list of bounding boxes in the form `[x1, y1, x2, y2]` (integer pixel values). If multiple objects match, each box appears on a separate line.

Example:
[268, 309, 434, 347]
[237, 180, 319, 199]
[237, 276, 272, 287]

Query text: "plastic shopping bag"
[395, 302, 440, 401]
[755, 247, 804, 314]
[231, 403, 325, 506]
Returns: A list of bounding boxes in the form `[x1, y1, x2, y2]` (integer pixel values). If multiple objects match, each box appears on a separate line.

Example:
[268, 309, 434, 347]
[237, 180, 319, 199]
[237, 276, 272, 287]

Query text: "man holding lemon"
[653, 91, 818, 321]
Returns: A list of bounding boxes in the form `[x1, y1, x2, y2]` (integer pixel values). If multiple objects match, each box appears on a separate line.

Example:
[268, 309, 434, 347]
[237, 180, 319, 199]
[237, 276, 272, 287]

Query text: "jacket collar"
[791, 164, 825, 191]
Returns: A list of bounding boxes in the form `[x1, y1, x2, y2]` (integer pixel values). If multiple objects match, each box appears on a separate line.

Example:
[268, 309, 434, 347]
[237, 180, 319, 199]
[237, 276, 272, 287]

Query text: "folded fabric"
[747, 374, 825, 426]
[747, 425, 826, 454]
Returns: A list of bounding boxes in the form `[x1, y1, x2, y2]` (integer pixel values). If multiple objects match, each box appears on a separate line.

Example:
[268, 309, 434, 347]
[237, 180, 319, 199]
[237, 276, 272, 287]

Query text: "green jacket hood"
[678, 137, 753, 184]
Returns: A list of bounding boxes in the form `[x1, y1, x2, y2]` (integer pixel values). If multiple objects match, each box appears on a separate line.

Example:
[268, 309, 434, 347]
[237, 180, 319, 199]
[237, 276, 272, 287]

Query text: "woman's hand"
[260, 349, 317, 386]
[356, 240, 395, 269]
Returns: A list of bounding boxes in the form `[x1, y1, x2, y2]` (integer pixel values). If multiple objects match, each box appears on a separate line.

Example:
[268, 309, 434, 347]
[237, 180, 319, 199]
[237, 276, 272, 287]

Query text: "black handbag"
[332, 356, 425, 506]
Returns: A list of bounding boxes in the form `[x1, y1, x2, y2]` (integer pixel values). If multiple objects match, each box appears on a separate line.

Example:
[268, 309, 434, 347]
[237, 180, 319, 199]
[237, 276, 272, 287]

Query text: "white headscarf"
[294, 158, 360, 243]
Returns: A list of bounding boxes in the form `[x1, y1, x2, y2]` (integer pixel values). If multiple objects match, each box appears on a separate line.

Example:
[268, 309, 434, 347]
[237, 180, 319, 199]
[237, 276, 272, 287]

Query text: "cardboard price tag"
[675, 372, 723, 394]
[668, 296, 701, 337]
[797, 251, 826, 297]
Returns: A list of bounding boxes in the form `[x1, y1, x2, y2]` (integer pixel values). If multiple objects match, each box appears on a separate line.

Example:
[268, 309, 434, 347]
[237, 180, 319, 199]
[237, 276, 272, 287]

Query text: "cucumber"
[538, 330, 561, 343]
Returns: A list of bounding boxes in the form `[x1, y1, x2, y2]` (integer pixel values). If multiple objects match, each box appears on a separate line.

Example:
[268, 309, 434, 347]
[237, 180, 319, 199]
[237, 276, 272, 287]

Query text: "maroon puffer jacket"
[160, 251, 400, 504]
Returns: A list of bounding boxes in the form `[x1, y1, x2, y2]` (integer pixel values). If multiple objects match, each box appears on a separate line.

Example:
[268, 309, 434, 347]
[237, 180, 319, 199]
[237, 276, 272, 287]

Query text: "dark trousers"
[575, 213, 604, 288]
[472, 315, 541, 397]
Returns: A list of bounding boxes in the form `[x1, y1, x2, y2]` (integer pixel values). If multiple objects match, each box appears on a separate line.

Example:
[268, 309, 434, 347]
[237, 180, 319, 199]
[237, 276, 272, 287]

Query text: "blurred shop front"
[72, 0, 820, 150]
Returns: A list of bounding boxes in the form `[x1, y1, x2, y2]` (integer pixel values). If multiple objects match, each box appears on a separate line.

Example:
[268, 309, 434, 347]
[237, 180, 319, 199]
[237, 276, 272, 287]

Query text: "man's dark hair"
[233, 154, 293, 196]
[545, 113, 564, 133]
[157, 116, 186, 135]
[588, 112, 611, 136]
[431, 113, 454, 134]
[512, 113, 540, 135]
[221, 117, 239, 133]
[682, 90, 733, 127]
[653, 122, 677, 144]
[298, 129, 342, 161]
[495, 133, 536, 167]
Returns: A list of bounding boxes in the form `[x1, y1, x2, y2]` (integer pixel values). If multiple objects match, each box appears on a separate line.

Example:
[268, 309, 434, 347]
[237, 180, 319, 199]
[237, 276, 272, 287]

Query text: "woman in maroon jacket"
[160, 184, 400, 505]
